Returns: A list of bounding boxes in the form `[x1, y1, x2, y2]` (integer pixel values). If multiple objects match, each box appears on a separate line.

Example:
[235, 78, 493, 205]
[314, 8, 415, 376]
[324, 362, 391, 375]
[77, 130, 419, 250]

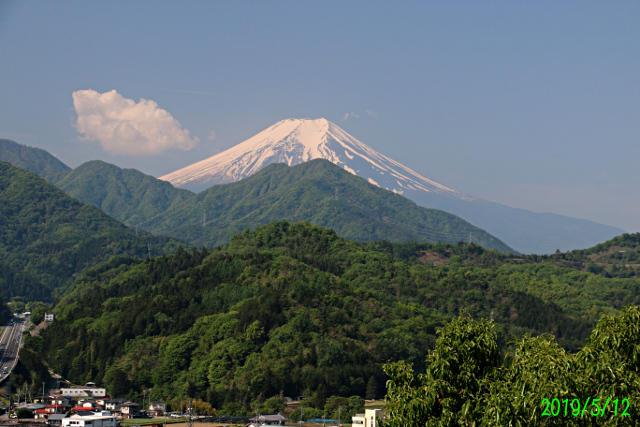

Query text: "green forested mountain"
[57, 160, 195, 227]
[28, 221, 640, 414]
[0, 139, 71, 184]
[62, 158, 513, 252]
[145, 160, 513, 252]
[1, 141, 514, 252]
[0, 162, 184, 302]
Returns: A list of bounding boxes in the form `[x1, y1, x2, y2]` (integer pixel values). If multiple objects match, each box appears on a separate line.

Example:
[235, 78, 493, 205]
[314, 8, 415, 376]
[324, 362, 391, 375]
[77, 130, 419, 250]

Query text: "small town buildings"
[352, 409, 382, 427]
[61, 412, 116, 427]
[44, 313, 55, 322]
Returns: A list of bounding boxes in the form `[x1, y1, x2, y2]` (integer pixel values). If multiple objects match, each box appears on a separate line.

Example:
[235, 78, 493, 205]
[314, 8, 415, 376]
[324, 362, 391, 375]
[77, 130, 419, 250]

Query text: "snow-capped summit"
[160, 118, 471, 200]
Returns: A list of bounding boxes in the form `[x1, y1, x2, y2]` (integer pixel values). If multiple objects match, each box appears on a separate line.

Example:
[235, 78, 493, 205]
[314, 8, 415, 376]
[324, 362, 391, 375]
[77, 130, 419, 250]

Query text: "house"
[44, 313, 55, 322]
[45, 404, 69, 414]
[61, 412, 116, 427]
[104, 398, 128, 411]
[95, 399, 109, 407]
[47, 414, 68, 426]
[247, 414, 288, 425]
[352, 409, 382, 427]
[120, 402, 140, 419]
[148, 401, 166, 417]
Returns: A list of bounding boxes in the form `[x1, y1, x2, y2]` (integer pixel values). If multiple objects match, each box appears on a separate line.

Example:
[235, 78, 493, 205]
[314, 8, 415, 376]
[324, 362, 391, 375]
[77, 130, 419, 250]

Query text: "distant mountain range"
[158, 119, 625, 254]
[0, 160, 184, 302]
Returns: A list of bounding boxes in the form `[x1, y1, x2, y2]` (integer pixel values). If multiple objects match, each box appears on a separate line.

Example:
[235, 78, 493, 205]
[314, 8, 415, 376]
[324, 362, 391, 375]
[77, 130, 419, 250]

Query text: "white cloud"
[72, 89, 199, 156]
[366, 109, 378, 117]
[208, 130, 216, 141]
[340, 112, 359, 122]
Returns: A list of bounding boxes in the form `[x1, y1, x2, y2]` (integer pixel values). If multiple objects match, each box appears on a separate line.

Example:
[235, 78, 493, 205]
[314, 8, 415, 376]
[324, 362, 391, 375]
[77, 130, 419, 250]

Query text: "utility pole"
[148, 243, 152, 259]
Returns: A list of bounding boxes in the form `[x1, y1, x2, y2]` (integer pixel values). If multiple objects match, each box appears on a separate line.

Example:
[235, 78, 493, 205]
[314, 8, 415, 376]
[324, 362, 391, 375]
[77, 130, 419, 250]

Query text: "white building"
[45, 312, 55, 322]
[61, 412, 116, 427]
[60, 383, 106, 398]
[352, 409, 382, 427]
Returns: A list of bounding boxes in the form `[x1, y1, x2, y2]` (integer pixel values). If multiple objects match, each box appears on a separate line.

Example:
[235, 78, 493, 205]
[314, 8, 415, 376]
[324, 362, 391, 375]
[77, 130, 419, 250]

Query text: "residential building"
[148, 401, 166, 417]
[47, 414, 68, 426]
[44, 313, 55, 322]
[60, 383, 106, 398]
[247, 414, 288, 425]
[61, 412, 116, 427]
[104, 398, 127, 411]
[120, 402, 140, 419]
[352, 409, 382, 427]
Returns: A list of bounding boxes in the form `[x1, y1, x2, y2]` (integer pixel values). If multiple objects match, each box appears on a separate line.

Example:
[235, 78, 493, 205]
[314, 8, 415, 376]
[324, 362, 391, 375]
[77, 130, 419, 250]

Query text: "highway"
[0, 317, 25, 384]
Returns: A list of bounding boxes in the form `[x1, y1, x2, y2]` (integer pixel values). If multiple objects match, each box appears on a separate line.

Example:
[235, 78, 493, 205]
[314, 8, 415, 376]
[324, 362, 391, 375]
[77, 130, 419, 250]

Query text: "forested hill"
[0, 139, 71, 184]
[2, 141, 513, 253]
[30, 221, 639, 413]
[0, 162, 184, 302]
[141, 159, 514, 252]
[57, 160, 195, 227]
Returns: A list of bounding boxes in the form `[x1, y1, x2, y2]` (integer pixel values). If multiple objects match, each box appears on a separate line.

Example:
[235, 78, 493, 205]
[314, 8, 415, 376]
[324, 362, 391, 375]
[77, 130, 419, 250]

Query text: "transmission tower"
[185, 399, 195, 427]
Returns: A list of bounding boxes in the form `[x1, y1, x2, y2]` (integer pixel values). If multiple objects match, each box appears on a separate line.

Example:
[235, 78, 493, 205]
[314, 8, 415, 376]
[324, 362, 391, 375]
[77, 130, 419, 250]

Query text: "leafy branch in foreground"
[382, 306, 640, 426]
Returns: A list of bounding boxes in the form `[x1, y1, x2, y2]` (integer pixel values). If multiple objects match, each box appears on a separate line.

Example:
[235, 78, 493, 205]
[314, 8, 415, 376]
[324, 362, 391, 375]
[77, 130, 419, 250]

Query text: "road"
[0, 317, 25, 384]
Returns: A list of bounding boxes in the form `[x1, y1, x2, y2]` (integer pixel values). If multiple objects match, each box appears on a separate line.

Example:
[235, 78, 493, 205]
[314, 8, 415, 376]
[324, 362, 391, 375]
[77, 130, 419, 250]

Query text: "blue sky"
[1, 1, 638, 231]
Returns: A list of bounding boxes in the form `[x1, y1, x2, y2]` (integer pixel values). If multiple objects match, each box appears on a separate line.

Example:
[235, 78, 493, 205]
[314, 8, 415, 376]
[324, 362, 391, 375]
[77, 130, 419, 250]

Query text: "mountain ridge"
[0, 139, 71, 184]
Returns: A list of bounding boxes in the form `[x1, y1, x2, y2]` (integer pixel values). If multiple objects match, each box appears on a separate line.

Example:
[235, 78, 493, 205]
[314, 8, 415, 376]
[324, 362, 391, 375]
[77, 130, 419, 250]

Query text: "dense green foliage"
[0, 162, 185, 302]
[58, 160, 194, 227]
[383, 306, 640, 426]
[0, 139, 71, 184]
[58, 159, 514, 253]
[28, 221, 640, 413]
[10, 335, 52, 395]
[0, 296, 11, 324]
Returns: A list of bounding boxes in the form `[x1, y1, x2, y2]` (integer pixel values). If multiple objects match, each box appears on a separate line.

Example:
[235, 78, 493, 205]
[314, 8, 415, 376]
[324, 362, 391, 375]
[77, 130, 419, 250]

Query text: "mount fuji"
[160, 118, 470, 200]
[160, 118, 623, 254]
